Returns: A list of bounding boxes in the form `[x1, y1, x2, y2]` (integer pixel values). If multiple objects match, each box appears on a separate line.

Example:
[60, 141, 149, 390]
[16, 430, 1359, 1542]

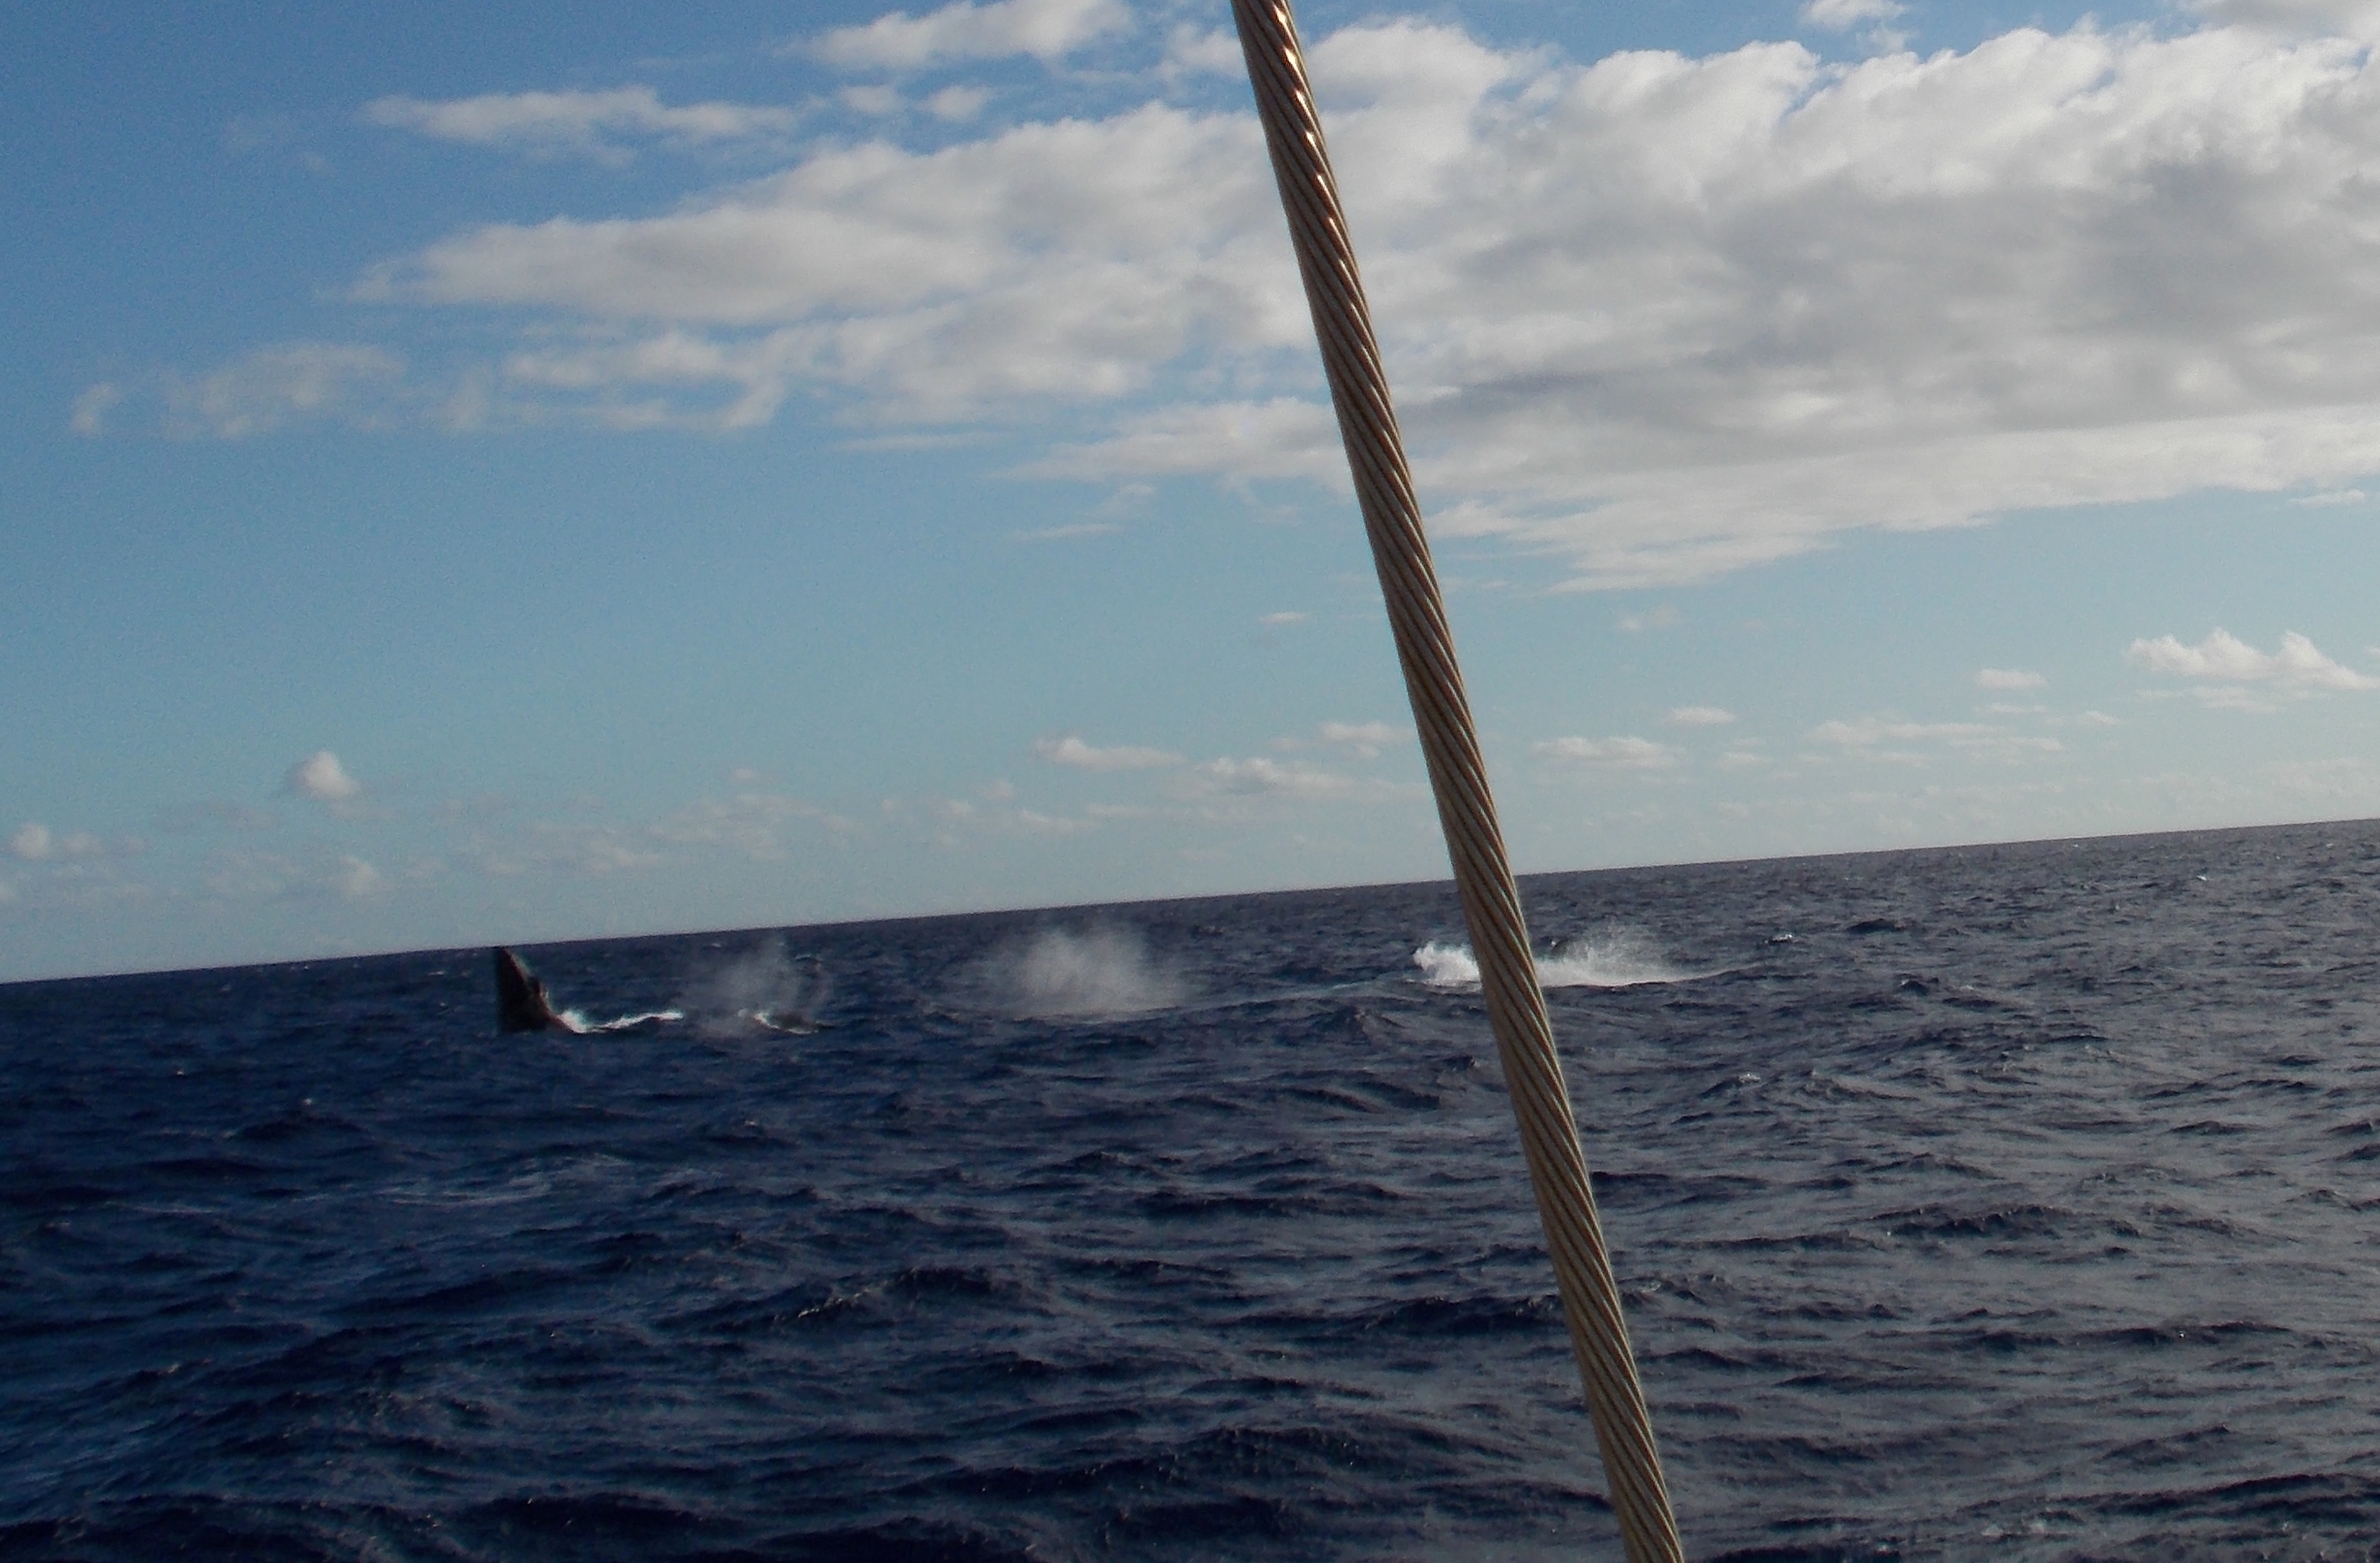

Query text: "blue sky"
[8, 0, 2380, 981]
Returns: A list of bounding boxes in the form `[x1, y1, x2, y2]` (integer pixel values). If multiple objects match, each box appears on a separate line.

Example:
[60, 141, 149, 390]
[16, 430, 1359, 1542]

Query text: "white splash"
[1412, 940, 1481, 988]
[1539, 927, 1695, 988]
[576, 1008, 685, 1033]
[1412, 927, 1696, 990]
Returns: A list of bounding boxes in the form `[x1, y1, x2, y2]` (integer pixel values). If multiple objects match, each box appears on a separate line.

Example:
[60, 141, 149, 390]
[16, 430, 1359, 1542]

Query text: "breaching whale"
[494, 946, 567, 1032]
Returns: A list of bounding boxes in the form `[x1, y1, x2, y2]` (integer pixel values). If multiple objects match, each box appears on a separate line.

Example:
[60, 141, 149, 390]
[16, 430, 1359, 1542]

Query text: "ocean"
[5, 819, 2378, 1560]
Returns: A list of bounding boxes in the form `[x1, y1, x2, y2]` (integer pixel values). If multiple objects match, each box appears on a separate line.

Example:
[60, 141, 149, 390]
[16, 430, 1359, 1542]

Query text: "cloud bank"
[148, 8, 2380, 588]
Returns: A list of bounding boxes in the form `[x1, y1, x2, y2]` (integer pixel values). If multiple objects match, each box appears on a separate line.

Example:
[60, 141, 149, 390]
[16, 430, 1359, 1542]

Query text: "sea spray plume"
[1002, 924, 1185, 1018]
[680, 935, 826, 1035]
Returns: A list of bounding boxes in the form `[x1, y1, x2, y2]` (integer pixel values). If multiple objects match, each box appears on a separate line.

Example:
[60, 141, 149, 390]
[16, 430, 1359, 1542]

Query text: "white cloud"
[1320, 720, 1406, 757]
[70, 382, 121, 436]
[203, 847, 387, 900]
[1532, 735, 1678, 768]
[1034, 735, 1183, 769]
[1260, 610, 1309, 626]
[1163, 24, 1246, 78]
[2125, 627, 2378, 694]
[1801, 0, 1906, 30]
[1192, 756, 1357, 797]
[466, 822, 665, 878]
[842, 85, 904, 116]
[8, 823, 111, 861]
[1666, 705, 1736, 725]
[154, 12, 2380, 593]
[364, 103, 1287, 428]
[814, 0, 1128, 68]
[1011, 520, 1119, 542]
[1618, 606, 1682, 633]
[1815, 718, 1995, 746]
[2191, 0, 2380, 40]
[170, 343, 404, 438]
[364, 88, 798, 160]
[648, 791, 828, 858]
[1025, 399, 1342, 485]
[1077, 19, 2380, 581]
[1977, 668, 2047, 689]
[286, 750, 364, 801]
[1811, 716, 2066, 760]
[926, 85, 991, 121]
[2292, 487, 2367, 504]
[1011, 806, 1096, 834]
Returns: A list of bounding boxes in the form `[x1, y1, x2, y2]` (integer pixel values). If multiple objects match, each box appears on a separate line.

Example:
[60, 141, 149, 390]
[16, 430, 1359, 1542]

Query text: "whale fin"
[494, 946, 564, 1032]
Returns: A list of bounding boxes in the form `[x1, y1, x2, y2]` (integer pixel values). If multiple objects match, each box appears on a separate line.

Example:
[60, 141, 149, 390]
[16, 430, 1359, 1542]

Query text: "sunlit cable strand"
[1230, 2, 1685, 1558]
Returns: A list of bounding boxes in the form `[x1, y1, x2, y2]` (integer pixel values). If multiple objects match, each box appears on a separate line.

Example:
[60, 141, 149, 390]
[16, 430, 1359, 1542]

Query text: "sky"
[8, 0, 2380, 981]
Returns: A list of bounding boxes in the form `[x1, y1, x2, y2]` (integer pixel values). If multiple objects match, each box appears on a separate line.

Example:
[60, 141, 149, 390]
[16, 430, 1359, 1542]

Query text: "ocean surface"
[6, 820, 2380, 1560]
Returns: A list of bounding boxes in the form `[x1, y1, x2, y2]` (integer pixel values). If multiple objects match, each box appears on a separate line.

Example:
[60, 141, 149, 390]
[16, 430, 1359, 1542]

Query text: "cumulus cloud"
[2125, 627, 2377, 698]
[151, 11, 2380, 591]
[1532, 735, 1677, 769]
[285, 750, 364, 801]
[169, 343, 405, 438]
[1162, 24, 1246, 78]
[359, 100, 1290, 428]
[2191, 0, 2380, 40]
[1666, 705, 1736, 726]
[1802, 0, 1906, 26]
[1320, 720, 1406, 757]
[364, 87, 799, 160]
[1035, 735, 1183, 770]
[1192, 756, 1357, 797]
[1977, 668, 2047, 689]
[814, 0, 1129, 68]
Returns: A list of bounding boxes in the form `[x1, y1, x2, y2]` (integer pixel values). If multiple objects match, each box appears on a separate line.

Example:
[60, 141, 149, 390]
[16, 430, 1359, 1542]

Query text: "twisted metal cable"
[1228, 2, 1684, 1556]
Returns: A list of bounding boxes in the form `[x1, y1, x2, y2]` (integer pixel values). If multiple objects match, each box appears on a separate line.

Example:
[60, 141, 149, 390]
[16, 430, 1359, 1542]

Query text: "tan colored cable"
[1228, 2, 1685, 1557]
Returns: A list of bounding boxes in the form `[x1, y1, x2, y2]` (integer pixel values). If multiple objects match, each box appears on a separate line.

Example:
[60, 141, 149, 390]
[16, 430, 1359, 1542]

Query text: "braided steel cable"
[1228, 2, 1685, 1557]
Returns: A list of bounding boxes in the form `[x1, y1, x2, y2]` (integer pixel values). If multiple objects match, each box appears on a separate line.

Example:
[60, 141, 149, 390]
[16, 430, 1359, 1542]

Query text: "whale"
[494, 946, 568, 1032]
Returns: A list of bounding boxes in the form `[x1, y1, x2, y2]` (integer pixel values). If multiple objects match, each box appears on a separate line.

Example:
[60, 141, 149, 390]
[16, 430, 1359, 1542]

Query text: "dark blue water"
[7, 821, 2380, 1560]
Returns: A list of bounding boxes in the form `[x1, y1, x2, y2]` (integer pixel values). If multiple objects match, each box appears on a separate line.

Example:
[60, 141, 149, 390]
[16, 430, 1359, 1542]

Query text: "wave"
[1412, 928, 1701, 990]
